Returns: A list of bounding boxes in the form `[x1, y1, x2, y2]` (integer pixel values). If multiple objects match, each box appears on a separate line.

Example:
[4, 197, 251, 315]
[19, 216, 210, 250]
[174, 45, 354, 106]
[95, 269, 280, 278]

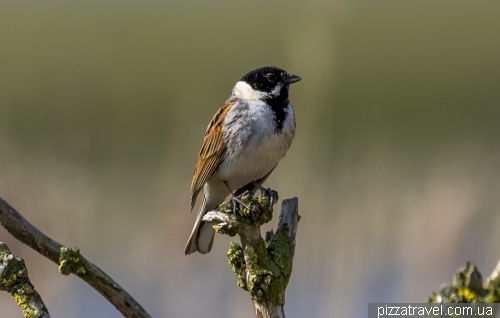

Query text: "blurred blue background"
[1, 1, 500, 317]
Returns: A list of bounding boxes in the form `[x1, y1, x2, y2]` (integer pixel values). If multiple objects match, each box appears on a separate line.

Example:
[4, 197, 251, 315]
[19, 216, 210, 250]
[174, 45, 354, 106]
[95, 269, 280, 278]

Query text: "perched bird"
[185, 66, 301, 255]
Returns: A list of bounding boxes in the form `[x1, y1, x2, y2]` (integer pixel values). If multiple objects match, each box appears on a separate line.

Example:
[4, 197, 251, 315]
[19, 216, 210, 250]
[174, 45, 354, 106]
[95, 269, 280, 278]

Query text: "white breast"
[214, 94, 296, 191]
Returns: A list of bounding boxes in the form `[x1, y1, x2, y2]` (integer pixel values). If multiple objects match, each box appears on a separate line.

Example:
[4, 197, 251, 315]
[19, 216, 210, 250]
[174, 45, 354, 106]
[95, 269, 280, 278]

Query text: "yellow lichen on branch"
[0, 242, 50, 318]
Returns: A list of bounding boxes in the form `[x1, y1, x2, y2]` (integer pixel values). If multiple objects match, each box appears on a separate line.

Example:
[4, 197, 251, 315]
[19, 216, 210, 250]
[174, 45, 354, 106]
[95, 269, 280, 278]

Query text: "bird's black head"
[240, 66, 301, 95]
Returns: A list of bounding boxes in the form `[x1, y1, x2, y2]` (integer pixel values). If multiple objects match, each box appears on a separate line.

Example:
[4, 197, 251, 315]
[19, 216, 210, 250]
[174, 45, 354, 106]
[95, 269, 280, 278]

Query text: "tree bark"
[203, 193, 300, 318]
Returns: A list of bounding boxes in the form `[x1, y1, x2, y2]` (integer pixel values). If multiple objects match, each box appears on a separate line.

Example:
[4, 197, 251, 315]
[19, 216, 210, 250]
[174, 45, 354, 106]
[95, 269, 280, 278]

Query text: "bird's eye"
[265, 73, 276, 82]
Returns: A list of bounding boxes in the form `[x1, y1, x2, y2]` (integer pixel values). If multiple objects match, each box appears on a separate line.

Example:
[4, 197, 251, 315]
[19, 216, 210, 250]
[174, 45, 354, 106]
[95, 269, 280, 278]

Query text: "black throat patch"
[264, 86, 290, 133]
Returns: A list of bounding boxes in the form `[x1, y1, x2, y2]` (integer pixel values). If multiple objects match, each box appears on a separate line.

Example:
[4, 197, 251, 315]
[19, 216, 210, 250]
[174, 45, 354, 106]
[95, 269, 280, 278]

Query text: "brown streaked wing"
[190, 100, 235, 209]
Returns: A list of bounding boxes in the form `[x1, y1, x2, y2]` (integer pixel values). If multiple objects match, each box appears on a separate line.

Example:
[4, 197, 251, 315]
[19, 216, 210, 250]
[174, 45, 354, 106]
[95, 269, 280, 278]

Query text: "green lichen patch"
[222, 193, 295, 306]
[0, 243, 49, 317]
[266, 226, 292, 275]
[217, 193, 274, 228]
[227, 227, 293, 306]
[245, 239, 279, 303]
[59, 247, 87, 277]
[1, 251, 26, 291]
[428, 261, 499, 303]
[485, 274, 500, 303]
[227, 243, 247, 291]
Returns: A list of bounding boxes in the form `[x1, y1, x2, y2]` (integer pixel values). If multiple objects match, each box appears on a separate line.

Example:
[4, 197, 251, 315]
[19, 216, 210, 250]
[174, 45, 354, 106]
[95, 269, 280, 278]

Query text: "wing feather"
[190, 100, 235, 209]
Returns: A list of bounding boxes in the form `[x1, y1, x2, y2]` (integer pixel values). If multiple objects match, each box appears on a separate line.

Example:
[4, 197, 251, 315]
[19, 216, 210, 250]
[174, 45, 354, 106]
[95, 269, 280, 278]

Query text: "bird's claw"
[262, 188, 279, 205]
[231, 195, 251, 214]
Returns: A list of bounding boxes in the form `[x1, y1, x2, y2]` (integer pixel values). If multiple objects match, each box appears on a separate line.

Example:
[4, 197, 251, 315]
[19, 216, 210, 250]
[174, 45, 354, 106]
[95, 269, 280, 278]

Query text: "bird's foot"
[230, 194, 251, 215]
[262, 188, 279, 205]
[224, 181, 251, 214]
[251, 181, 279, 205]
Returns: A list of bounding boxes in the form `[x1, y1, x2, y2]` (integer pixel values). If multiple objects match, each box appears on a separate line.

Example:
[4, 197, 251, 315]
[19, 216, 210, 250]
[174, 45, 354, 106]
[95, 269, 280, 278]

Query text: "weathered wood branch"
[0, 197, 151, 318]
[203, 192, 300, 318]
[0, 242, 50, 318]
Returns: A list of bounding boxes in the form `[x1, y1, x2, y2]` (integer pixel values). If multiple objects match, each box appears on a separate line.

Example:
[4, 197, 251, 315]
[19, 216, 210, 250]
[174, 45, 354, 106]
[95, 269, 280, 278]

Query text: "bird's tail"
[184, 196, 215, 255]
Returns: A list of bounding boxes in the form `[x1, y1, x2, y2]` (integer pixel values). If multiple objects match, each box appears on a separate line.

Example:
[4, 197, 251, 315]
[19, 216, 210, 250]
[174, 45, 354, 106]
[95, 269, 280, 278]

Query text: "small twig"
[0, 197, 151, 318]
[0, 242, 50, 318]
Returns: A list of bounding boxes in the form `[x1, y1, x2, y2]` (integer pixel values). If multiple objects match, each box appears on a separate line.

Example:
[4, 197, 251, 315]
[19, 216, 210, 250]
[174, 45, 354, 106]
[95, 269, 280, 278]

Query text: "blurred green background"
[1, 1, 500, 317]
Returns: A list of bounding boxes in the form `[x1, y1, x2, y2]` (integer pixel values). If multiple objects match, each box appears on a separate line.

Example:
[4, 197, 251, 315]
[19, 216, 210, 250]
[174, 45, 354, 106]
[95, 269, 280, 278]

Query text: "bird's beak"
[284, 74, 301, 84]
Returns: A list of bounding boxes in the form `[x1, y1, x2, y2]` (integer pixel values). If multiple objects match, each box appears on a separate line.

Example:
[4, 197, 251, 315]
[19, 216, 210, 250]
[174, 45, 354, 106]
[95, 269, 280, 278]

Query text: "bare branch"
[0, 197, 151, 318]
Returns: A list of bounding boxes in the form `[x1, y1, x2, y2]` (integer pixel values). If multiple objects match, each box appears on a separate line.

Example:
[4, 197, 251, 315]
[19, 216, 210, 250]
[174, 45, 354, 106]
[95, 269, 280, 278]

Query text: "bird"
[185, 66, 301, 255]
